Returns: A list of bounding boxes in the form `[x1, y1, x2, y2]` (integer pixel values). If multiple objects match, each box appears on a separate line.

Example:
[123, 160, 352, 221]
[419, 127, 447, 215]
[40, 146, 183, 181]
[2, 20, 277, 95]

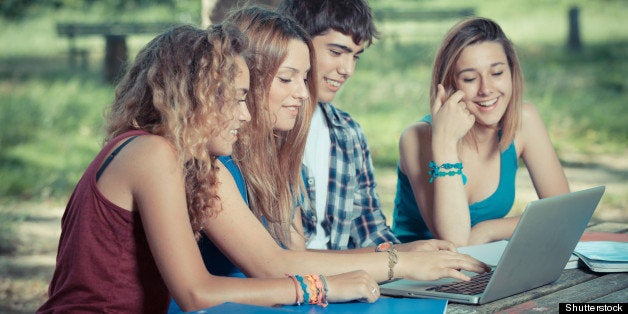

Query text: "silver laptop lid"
[480, 185, 605, 303]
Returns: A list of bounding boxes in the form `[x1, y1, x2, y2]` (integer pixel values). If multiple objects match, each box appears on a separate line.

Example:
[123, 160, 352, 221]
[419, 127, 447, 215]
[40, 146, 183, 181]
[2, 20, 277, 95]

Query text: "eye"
[492, 71, 504, 77]
[329, 49, 341, 56]
[278, 77, 291, 83]
[462, 77, 476, 83]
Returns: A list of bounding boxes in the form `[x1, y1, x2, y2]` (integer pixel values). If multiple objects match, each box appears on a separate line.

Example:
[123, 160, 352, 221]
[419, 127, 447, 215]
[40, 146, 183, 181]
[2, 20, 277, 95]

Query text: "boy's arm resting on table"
[202, 160, 489, 283]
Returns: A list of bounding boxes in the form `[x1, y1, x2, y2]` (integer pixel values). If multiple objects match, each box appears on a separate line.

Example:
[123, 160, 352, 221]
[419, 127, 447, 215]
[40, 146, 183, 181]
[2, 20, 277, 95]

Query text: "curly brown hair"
[104, 24, 248, 239]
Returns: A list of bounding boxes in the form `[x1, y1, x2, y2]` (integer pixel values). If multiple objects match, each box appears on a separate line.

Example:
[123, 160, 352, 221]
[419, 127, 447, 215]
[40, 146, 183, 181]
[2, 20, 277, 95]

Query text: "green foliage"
[0, 0, 627, 200]
[0, 0, 179, 20]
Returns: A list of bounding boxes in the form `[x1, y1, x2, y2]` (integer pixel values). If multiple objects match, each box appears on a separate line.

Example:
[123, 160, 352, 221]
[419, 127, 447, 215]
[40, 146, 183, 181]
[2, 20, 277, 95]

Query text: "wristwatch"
[375, 241, 394, 252]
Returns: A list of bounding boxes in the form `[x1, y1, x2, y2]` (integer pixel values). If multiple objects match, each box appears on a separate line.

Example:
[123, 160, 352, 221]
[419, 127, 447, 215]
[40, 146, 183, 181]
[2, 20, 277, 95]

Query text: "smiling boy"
[278, 0, 400, 250]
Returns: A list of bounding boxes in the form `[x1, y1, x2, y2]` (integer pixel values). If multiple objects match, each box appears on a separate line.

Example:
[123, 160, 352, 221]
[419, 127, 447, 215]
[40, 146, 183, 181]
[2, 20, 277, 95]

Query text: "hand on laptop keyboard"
[427, 271, 494, 295]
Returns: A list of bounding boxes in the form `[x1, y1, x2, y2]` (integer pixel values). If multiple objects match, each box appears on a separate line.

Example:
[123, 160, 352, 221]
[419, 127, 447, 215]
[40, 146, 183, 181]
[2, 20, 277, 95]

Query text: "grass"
[0, 1, 627, 311]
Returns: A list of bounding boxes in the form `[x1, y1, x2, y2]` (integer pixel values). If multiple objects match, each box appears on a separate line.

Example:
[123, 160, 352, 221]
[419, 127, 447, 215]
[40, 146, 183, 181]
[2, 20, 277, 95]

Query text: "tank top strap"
[96, 135, 139, 181]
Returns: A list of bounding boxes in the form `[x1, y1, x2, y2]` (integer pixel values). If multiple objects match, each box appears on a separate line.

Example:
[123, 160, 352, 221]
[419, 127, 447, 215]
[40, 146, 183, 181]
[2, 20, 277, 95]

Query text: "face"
[268, 39, 311, 131]
[311, 30, 365, 103]
[207, 56, 251, 156]
[454, 41, 512, 128]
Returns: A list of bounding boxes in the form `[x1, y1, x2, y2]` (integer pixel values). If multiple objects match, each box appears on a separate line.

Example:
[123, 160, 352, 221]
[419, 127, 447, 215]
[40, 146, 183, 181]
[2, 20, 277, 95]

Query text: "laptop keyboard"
[426, 271, 494, 295]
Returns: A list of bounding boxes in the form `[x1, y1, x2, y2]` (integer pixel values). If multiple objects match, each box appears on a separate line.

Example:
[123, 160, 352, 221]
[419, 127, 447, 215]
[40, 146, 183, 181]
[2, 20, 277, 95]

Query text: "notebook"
[380, 185, 605, 305]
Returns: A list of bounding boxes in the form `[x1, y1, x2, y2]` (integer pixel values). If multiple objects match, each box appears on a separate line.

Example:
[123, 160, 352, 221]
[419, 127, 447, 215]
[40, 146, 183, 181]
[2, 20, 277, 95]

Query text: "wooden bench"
[373, 7, 475, 21]
[56, 22, 175, 83]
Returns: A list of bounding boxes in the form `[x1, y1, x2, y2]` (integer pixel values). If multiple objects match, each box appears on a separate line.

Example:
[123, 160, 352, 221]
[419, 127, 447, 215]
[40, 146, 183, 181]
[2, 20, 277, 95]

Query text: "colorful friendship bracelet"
[285, 274, 301, 305]
[312, 275, 328, 307]
[305, 275, 318, 304]
[287, 274, 328, 307]
[294, 275, 310, 304]
[428, 161, 468, 185]
[319, 275, 329, 306]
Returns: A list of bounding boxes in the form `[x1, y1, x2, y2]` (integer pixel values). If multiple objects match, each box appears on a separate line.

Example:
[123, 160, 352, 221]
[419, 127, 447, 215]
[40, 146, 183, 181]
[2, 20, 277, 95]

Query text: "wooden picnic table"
[56, 22, 175, 83]
[447, 221, 628, 313]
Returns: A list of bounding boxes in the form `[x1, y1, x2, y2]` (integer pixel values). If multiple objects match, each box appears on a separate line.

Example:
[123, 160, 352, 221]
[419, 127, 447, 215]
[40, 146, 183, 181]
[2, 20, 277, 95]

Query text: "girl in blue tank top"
[392, 18, 569, 247]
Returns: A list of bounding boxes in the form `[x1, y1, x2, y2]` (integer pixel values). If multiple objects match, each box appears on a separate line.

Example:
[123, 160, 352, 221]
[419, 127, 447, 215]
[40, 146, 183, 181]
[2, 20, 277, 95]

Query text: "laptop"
[380, 185, 605, 304]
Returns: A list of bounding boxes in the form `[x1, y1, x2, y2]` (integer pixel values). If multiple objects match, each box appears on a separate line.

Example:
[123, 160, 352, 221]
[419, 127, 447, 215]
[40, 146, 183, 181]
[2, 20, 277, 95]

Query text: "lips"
[282, 105, 301, 117]
[478, 98, 497, 107]
[325, 78, 342, 87]
[474, 97, 499, 112]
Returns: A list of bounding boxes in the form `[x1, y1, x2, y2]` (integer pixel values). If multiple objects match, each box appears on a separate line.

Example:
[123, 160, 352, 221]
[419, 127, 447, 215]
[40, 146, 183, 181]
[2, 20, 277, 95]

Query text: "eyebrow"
[277, 66, 311, 74]
[458, 61, 507, 75]
[328, 43, 364, 55]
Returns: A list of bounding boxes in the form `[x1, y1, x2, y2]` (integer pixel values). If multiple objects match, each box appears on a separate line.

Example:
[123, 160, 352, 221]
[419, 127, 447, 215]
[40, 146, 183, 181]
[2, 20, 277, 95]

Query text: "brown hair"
[430, 17, 522, 151]
[104, 24, 248, 239]
[227, 6, 316, 247]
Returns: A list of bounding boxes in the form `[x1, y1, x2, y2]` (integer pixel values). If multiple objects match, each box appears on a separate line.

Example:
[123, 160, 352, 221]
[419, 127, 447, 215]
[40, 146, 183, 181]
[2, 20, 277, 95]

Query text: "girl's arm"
[467, 103, 570, 245]
[400, 88, 476, 246]
[109, 136, 376, 311]
[201, 160, 489, 284]
[518, 103, 570, 197]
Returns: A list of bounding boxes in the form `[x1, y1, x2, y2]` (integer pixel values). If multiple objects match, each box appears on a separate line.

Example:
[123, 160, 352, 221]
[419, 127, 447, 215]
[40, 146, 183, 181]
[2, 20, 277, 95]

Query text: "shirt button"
[307, 178, 314, 185]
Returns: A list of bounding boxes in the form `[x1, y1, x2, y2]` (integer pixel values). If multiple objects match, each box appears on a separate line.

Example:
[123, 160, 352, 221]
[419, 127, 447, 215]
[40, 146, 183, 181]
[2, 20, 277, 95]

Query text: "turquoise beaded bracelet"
[428, 161, 468, 185]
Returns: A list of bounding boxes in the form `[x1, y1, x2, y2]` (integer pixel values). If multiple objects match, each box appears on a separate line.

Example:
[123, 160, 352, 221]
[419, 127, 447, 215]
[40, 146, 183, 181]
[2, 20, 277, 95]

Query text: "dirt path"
[1, 156, 626, 313]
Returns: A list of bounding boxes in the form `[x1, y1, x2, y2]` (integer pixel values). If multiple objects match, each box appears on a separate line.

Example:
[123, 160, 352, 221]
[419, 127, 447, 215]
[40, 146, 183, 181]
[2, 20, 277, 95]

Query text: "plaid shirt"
[301, 102, 400, 250]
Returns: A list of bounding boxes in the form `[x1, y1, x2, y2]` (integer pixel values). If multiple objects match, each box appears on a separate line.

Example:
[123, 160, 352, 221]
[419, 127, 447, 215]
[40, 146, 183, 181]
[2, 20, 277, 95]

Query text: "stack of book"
[573, 241, 628, 272]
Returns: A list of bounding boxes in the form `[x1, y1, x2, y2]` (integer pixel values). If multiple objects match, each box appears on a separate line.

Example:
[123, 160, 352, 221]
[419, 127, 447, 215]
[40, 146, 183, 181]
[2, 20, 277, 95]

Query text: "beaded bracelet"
[428, 161, 468, 185]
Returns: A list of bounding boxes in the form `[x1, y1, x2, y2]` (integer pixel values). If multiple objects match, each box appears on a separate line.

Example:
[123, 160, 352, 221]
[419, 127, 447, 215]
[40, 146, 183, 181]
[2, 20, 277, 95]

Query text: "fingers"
[405, 251, 491, 282]
[326, 270, 379, 303]
[358, 285, 380, 303]
[433, 84, 465, 115]
[431, 84, 446, 116]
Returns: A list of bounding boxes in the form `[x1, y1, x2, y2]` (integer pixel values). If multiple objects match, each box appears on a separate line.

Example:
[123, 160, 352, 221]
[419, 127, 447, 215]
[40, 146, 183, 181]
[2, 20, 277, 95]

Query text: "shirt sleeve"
[349, 126, 401, 248]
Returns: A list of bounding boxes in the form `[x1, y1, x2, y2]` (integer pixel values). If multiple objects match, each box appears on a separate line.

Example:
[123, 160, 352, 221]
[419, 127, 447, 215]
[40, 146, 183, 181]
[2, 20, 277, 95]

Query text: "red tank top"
[37, 130, 170, 313]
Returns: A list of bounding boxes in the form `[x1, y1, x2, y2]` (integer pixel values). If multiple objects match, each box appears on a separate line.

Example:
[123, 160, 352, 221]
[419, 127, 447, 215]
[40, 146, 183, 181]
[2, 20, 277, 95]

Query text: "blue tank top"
[169, 156, 248, 313]
[391, 115, 517, 243]
[197, 155, 248, 277]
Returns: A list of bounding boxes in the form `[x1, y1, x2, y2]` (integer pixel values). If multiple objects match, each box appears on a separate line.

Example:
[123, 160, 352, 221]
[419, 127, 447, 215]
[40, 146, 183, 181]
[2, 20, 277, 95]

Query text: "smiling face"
[311, 30, 365, 103]
[268, 39, 311, 131]
[207, 56, 251, 156]
[454, 41, 513, 128]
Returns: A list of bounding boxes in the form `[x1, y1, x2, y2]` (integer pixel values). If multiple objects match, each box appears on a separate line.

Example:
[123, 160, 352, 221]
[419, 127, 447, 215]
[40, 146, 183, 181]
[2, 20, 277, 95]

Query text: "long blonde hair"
[228, 6, 317, 247]
[105, 24, 249, 239]
[431, 17, 523, 151]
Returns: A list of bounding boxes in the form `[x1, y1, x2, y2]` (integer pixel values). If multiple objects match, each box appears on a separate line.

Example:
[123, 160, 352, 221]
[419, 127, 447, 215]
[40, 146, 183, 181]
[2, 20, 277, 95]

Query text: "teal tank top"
[391, 115, 518, 242]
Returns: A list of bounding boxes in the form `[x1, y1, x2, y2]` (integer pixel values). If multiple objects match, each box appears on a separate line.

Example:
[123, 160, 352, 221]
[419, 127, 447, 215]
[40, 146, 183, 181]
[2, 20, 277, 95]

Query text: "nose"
[237, 101, 251, 122]
[338, 56, 356, 77]
[478, 77, 493, 96]
[294, 79, 309, 100]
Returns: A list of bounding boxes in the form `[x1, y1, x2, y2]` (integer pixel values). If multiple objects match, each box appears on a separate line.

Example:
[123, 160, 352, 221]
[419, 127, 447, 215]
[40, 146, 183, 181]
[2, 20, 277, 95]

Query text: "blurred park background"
[1, 0, 627, 312]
